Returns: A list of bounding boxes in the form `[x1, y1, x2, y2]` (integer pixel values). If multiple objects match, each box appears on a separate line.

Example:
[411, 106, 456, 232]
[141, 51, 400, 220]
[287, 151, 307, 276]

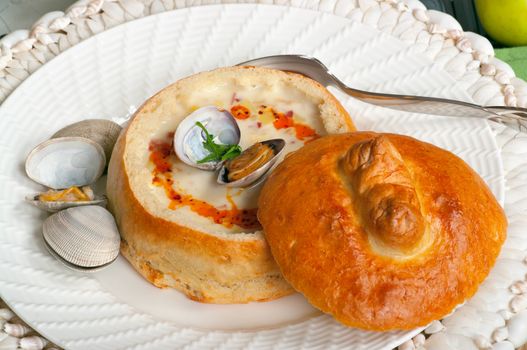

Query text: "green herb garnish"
[196, 122, 241, 164]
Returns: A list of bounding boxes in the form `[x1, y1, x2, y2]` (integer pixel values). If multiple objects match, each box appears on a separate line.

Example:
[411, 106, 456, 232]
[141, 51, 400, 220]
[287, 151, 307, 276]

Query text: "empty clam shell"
[52, 119, 122, 163]
[42, 205, 120, 268]
[217, 139, 285, 188]
[174, 106, 241, 170]
[25, 136, 106, 189]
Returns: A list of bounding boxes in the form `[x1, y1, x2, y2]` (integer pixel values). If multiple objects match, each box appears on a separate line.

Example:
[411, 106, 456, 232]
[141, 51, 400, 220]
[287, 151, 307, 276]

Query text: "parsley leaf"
[195, 122, 241, 164]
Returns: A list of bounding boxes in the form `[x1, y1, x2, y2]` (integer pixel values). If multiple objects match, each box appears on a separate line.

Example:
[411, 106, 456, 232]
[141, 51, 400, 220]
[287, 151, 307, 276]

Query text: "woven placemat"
[1, 1, 527, 350]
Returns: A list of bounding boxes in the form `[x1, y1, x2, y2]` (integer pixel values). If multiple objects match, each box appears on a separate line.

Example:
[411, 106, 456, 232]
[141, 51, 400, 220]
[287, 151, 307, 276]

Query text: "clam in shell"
[52, 119, 122, 163]
[26, 186, 107, 212]
[25, 136, 106, 189]
[174, 106, 241, 170]
[217, 139, 285, 188]
[42, 205, 120, 269]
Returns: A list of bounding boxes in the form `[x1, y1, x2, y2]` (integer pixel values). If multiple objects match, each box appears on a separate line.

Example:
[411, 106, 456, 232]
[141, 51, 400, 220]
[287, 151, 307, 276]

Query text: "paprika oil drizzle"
[148, 136, 261, 230]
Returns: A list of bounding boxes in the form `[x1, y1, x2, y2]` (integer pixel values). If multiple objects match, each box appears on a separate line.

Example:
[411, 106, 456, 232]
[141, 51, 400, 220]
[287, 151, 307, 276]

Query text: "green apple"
[475, 0, 527, 46]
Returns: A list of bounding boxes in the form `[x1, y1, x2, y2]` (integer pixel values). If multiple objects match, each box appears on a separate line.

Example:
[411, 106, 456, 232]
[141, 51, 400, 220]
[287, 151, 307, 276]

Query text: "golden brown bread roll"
[258, 132, 507, 330]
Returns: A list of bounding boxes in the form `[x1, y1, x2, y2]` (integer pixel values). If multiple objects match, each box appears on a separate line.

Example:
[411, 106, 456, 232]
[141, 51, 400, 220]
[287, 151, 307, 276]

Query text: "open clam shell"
[174, 106, 241, 170]
[217, 139, 285, 188]
[42, 205, 120, 268]
[26, 194, 107, 213]
[51, 119, 122, 164]
[25, 136, 106, 189]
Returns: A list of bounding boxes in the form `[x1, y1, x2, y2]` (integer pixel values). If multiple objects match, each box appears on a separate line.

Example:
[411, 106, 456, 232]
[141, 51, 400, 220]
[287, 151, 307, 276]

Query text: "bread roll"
[258, 132, 507, 329]
[106, 66, 355, 303]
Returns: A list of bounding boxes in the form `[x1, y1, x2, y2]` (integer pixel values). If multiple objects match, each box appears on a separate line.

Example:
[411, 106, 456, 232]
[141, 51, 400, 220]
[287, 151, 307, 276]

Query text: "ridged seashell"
[174, 106, 241, 170]
[42, 206, 120, 269]
[0, 335, 19, 350]
[511, 294, 527, 313]
[412, 333, 425, 347]
[424, 320, 444, 334]
[19, 336, 47, 350]
[51, 119, 122, 163]
[217, 139, 285, 188]
[397, 339, 414, 350]
[4, 322, 31, 337]
[0, 309, 14, 321]
[25, 137, 106, 189]
[510, 280, 527, 295]
[26, 186, 106, 212]
[507, 310, 527, 347]
[480, 63, 497, 76]
[492, 326, 509, 343]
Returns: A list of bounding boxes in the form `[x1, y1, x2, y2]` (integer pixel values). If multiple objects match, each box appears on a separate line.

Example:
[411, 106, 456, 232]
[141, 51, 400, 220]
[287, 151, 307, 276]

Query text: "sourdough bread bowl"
[106, 66, 355, 303]
[258, 132, 507, 330]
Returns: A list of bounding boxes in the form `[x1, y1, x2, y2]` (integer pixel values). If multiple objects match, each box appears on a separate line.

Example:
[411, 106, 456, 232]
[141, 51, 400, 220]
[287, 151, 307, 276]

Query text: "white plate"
[0, 4, 505, 350]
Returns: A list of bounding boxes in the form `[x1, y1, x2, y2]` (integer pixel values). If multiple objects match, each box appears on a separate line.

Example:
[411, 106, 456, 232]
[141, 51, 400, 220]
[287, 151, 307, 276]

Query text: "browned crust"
[258, 132, 507, 330]
[107, 66, 353, 303]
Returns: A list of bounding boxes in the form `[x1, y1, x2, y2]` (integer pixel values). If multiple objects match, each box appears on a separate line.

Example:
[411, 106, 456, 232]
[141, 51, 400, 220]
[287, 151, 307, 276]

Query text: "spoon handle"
[338, 84, 527, 132]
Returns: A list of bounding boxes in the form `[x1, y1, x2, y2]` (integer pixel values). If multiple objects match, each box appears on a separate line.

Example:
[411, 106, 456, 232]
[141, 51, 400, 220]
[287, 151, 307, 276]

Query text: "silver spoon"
[238, 55, 527, 132]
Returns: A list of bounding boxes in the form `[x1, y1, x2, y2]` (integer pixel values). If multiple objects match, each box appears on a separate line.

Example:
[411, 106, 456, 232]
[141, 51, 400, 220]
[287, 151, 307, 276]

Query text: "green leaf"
[195, 122, 241, 164]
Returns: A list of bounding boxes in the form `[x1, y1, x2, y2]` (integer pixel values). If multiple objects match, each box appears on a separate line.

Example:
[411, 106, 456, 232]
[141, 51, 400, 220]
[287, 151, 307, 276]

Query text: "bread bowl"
[106, 66, 355, 303]
[258, 132, 507, 330]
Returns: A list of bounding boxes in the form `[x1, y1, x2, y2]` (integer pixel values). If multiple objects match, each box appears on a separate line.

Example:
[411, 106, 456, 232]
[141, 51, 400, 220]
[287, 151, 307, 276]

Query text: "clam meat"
[218, 139, 285, 188]
[26, 185, 107, 212]
[174, 106, 241, 170]
[42, 205, 120, 270]
[25, 136, 106, 189]
[52, 119, 122, 164]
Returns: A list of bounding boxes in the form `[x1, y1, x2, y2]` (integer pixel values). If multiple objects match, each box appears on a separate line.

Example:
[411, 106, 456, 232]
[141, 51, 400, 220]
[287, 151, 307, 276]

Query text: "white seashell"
[49, 16, 71, 31]
[174, 106, 240, 170]
[463, 32, 494, 57]
[31, 11, 65, 34]
[495, 71, 511, 85]
[499, 309, 513, 321]
[510, 294, 527, 313]
[467, 60, 481, 71]
[507, 310, 527, 347]
[510, 280, 527, 294]
[412, 9, 428, 22]
[480, 63, 496, 76]
[492, 326, 509, 343]
[474, 335, 492, 350]
[19, 336, 47, 350]
[11, 38, 36, 53]
[446, 29, 463, 40]
[503, 85, 515, 95]
[427, 23, 446, 34]
[67, 6, 87, 18]
[474, 51, 490, 64]
[0, 309, 14, 321]
[51, 119, 122, 163]
[424, 320, 445, 334]
[3, 323, 31, 337]
[490, 57, 516, 78]
[412, 333, 425, 347]
[25, 137, 106, 189]
[426, 10, 463, 31]
[492, 341, 515, 350]
[0, 335, 19, 350]
[0, 30, 30, 50]
[456, 37, 473, 53]
[398, 339, 415, 350]
[43, 205, 120, 268]
[505, 93, 517, 107]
